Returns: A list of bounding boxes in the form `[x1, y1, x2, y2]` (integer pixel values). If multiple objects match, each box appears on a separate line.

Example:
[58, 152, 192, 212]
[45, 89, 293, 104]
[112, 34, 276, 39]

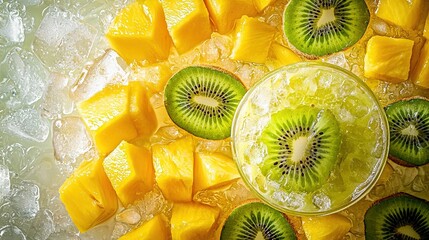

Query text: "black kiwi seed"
[283, 0, 370, 57]
[164, 66, 246, 140]
[259, 106, 341, 192]
[220, 202, 297, 240]
[364, 193, 429, 240]
[384, 97, 429, 167]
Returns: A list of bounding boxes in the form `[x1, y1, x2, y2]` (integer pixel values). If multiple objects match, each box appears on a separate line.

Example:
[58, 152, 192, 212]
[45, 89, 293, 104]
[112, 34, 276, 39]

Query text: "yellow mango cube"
[78, 84, 137, 156]
[204, 0, 257, 34]
[152, 136, 194, 202]
[253, 0, 276, 12]
[301, 214, 352, 240]
[106, 1, 171, 64]
[269, 42, 302, 68]
[103, 141, 154, 206]
[59, 158, 118, 232]
[193, 152, 240, 194]
[230, 16, 276, 63]
[160, 0, 212, 54]
[411, 40, 429, 88]
[171, 203, 220, 240]
[118, 214, 169, 240]
[376, 0, 424, 30]
[364, 36, 414, 83]
[128, 82, 157, 141]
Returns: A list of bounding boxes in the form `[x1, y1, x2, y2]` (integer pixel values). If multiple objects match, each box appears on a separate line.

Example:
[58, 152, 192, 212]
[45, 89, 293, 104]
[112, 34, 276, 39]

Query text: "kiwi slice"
[385, 97, 429, 167]
[283, 0, 370, 57]
[220, 202, 297, 240]
[164, 66, 246, 140]
[364, 193, 429, 240]
[259, 106, 341, 192]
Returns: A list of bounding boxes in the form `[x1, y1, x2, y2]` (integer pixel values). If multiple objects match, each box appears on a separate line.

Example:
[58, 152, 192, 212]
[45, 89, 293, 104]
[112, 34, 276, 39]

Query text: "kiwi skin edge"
[385, 96, 429, 167]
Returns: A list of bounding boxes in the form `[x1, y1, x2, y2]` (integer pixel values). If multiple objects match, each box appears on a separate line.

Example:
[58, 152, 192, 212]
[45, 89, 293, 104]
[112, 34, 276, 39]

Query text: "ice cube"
[30, 209, 55, 240]
[0, 2, 25, 46]
[0, 164, 10, 200]
[52, 117, 96, 165]
[323, 52, 350, 70]
[19, 0, 43, 6]
[0, 225, 26, 240]
[71, 49, 127, 102]
[272, 191, 305, 210]
[5, 48, 49, 105]
[42, 73, 74, 119]
[312, 192, 331, 210]
[1, 108, 50, 143]
[10, 181, 40, 219]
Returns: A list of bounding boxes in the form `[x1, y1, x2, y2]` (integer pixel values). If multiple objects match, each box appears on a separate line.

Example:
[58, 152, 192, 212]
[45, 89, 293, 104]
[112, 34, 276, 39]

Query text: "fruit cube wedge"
[59, 158, 118, 233]
[171, 202, 220, 240]
[269, 42, 302, 68]
[253, 0, 275, 12]
[129, 81, 157, 141]
[103, 141, 154, 206]
[106, 1, 171, 63]
[118, 214, 169, 240]
[78, 84, 137, 156]
[193, 152, 240, 194]
[230, 16, 276, 63]
[152, 136, 194, 202]
[376, 0, 424, 30]
[364, 36, 414, 83]
[301, 214, 352, 240]
[204, 0, 257, 34]
[411, 39, 429, 88]
[160, 0, 212, 54]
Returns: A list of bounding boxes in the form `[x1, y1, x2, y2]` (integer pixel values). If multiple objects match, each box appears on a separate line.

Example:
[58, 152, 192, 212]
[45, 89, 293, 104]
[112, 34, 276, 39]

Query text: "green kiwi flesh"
[164, 66, 246, 140]
[364, 193, 429, 240]
[385, 97, 429, 167]
[283, 0, 370, 57]
[259, 106, 340, 192]
[220, 202, 297, 240]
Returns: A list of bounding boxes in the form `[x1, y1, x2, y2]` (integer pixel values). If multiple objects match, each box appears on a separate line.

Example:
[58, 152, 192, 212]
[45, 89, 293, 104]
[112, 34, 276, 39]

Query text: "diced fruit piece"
[171, 202, 220, 240]
[106, 1, 171, 63]
[230, 16, 276, 63]
[364, 36, 414, 83]
[118, 214, 169, 240]
[193, 152, 240, 193]
[376, 0, 424, 30]
[204, 0, 257, 34]
[131, 62, 172, 94]
[160, 0, 212, 54]
[269, 42, 301, 68]
[253, 0, 275, 12]
[78, 84, 137, 156]
[103, 141, 154, 206]
[128, 81, 157, 140]
[152, 136, 194, 202]
[301, 214, 352, 240]
[411, 40, 429, 88]
[59, 158, 118, 232]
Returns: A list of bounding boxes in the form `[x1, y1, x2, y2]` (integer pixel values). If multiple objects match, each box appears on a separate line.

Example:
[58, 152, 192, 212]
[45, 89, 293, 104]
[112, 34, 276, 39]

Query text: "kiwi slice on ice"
[164, 66, 246, 140]
[283, 0, 370, 57]
[220, 202, 297, 240]
[385, 97, 429, 167]
[259, 106, 341, 192]
[364, 193, 429, 240]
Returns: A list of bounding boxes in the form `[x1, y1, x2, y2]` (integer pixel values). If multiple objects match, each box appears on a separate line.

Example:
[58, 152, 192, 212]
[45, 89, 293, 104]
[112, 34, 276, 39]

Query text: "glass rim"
[230, 61, 390, 216]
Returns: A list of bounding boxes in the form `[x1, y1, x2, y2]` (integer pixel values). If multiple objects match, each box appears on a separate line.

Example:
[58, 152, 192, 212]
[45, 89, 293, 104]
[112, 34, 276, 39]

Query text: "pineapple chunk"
[253, 0, 276, 12]
[411, 40, 429, 88]
[103, 141, 154, 206]
[230, 16, 276, 63]
[78, 84, 137, 156]
[193, 152, 240, 194]
[204, 0, 257, 34]
[171, 202, 220, 240]
[106, 1, 171, 63]
[301, 214, 352, 240]
[376, 0, 424, 30]
[364, 36, 414, 83]
[160, 0, 212, 54]
[59, 158, 118, 232]
[152, 136, 194, 202]
[269, 42, 302, 68]
[118, 214, 169, 240]
[129, 81, 157, 141]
